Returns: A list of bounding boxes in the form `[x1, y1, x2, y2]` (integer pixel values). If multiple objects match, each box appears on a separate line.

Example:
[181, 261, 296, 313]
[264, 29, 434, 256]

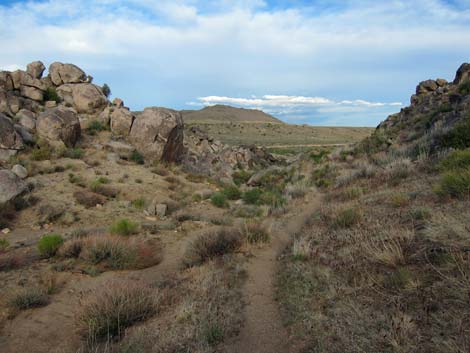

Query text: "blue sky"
[0, 0, 469, 126]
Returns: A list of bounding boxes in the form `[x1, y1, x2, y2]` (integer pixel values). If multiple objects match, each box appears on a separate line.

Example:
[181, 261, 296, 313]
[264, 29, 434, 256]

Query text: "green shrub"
[84, 237, 137, 269]
[182, 228, 242, 267]
[102, 83, 111, 98]
[312, 164, 337, 188]
[130, 150, 144, 165]
[43, 87, 61, 103]
[242, 188, 262, 205]
[222, 185, 241, 200]
[87, 120, 107, 135]
[30, 141, 53, 161]
[439, 149, 470, 171]
[211, 192, 228, 208]
[438, 119, 470, 150]
[332, 207, 362, 228]
[259, 190, 286, 208]
[458, 80, 470, 95]
[37, 234, 64, 258]
[205, 324, 224, 346]
[232, 170, 252, 186]
[109, 219, 138, 236]
[9, 286, 49, 310]
[62, 148, 84, 159]
[435, 169, 470, 198]
[384, 268, 412, 290]
[309, 149, 329, 163]
[78, 281, 157, 341]
[409, 207, 431, 221]
[0, 238, 9, 252]
[131, 198, 146, 210]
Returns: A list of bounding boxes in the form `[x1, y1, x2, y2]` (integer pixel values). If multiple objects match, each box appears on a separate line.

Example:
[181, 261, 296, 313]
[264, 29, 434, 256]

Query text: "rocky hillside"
[181, 104, 283, 124]
[359, 63, 470, 156]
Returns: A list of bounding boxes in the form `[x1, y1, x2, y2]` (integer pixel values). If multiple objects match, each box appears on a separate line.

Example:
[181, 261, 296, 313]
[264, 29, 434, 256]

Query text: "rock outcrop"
[57, 83, 107, 114]
[0, 169, 27, 206]
[26, 61, 46, 80]
[110, 107, 135, 136]
[129, 107, 185, 163]
[36, 108, 81, 147]
[0, 113, 24, 161]
[49, 62, 87, 86]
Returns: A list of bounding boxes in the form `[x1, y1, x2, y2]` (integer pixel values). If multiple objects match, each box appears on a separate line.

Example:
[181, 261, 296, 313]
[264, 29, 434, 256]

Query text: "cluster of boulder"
[378, 63, 470, 140]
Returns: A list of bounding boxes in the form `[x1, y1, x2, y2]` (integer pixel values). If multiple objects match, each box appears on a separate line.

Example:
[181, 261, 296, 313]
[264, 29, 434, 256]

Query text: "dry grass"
[240, 222, 270, 244]
[78, 281, 159, 342]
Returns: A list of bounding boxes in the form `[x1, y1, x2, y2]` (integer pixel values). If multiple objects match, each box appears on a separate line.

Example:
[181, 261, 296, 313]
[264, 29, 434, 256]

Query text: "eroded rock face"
[0, 113, 24, 155]
[110, 108, 135, 136]
[36, 108, 81, 147]
[453, 63, 470, 85]
[57, 83, 107, 114]
[129, 107, 185, 162]
[26, 61, 46, 79]
[49, 62, 87, 85]
[0, 169, 27, 205]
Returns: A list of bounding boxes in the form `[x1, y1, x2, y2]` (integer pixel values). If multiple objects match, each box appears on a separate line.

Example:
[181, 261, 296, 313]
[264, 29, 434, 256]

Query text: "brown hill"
[181, 104, 283, 124]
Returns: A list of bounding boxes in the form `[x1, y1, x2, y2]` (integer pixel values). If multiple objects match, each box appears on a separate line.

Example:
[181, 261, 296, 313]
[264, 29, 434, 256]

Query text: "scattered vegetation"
[210, 192, 228, 208]
[8, 286, 49, 311]
[109, 219, 138, 236]
[87, 120, 107, 135]
[130, 150, 145, 165]
[241, 222, 270, 244]
[222, 185, 242, 200]
[101, 83, 111, 98]
[37, 234, 64, 258]
[43, 87, 61, 103]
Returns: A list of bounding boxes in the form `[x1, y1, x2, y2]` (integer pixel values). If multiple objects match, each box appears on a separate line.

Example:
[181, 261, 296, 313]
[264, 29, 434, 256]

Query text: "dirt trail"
[224, 194, 321, 353]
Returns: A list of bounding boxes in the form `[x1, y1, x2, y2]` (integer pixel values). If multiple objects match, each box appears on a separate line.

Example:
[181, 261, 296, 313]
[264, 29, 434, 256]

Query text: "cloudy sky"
[1, 0, 469, 126]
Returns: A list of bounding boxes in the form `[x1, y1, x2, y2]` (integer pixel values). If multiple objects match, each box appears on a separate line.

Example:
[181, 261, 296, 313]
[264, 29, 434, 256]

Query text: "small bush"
[439, 149, 470, 171]
[385, 158, 412, 184]
[331, 207, 362, 229]
[390, 192, 411, 208]
[409, 207, 431, 221]
[30, 141, 53, 161]
[78, 281, 157, 341]
[291, 237, 312, 261]
[242, 188, 262, 205]
[9, 286, 49, 310]
[438, 120, 470, 150]
[233, 205, 263, 218]
[211, 192, 228, 208]
[130, 150, 144, 165]
[183, 228, 242, 267]
[241, 222, 270, 244]
[222, 185, 241, 200]
[61, 148, 84, 159]
[109, 219, 138, 236]
[151, 165, 169, 176]
[87, 120, 106, 135]
[43, 87, 61, 103]
[458, 80, 470, 95]
[131, 198, 146, 210]
[232, 169, 252, 186]
[259, 190, 286, 208]
[102, 83, 111, 98]
[384, 268, 412, 290]
[37, 234, 64, 258]
[435, 169, 470, 198]
[74, 190, 106, 208]
[0, 238, 9, 252]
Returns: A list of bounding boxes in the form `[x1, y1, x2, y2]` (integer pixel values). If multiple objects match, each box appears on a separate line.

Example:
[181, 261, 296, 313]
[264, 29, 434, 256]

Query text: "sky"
[0, 0, 469, 126]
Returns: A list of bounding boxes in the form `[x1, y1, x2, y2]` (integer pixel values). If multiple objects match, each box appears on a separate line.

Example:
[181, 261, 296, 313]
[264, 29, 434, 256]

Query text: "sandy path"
[224, 194, 321, 353]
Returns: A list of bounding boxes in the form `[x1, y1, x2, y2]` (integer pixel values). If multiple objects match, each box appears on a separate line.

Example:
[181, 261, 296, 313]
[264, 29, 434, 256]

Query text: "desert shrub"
[90, 178, 117, 198]
[182, 228, 242, 267]
[291, 237, 312, 261]
[390, 192, 411, 208]
[340, 187, 364, 201]
[0, 253, 27, 272]
[211, 192, 228, 208]
[205, 324, 224, 346]
[68, 173, 86, 186]
[242, 188, 262, 205]
[439, 149, 470, 171]
[131, 198, 146, 210]
[331, 207, 362, 229]
[151, 165, 169, 176]
[385, 158, 412, 184]
[8, 286, 49, 310]
[87, 120, 107, 135]
[83, 237, 137, 269]
[435, 169, 470, 198]
[312, 163, 337, 188]
[438, 119, 470, 150]
[74, 190, 106, 208]
[130, 150, 144, 165]
[241, 222, 270, 244]
[37, 234, 64, 258]
[61, 148, 84, 159]
[0, 238, 9, 252]
[43, 87, 61, 103]
[285, 182, 308, 199]
[78, 281, 157, 341]
[409, 207, 431, 221]
[458, 80, 470, 95]
[109, 219, 138, 236]
[232, 169, 252, 186]
[222, 185, 241, 200]
[233, 205, 263, 218]
[356, 128, 391, 155]
[364, 234, 407, 267]
[101, 83, 111, 98]
[30, 140, 53, 161]
[309, 149, 329, 163]
[59, 238, 83, 258]
[384, 268, 412, 290]
[259, 190, 286, 209]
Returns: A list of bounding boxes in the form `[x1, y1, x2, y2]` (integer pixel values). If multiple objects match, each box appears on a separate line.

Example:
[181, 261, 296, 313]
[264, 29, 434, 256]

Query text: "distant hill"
[181, 105, 284, 124]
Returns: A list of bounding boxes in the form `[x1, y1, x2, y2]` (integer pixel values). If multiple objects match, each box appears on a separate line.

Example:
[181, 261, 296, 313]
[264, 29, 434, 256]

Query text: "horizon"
[1, 0, 470, 127]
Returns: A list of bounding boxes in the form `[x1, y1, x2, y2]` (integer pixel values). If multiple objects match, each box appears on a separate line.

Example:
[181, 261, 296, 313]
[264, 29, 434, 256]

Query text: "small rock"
[45, 100, 57, 109]
[156, 204, 167, 218]
[107, 153, 120, 163]
[1, 228, 11, 234]
[112, 98, 124, 108]
[12, 164, 28, 179]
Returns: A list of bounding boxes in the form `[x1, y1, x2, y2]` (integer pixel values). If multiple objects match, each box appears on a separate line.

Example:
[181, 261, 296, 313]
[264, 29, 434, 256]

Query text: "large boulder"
[110, 107, 135, 136]
[416, 80, 438, 95]
[57, 83, 107, 114]
[453, 63, 470, 85]
[36, 108, 81, 147]
[0, 113, 24, 160]
[20, 85, 43, 101]
[16, 109, 36, 132]
[0, 71, 14, 91]
[26, 61, 46, 79]
[49, 62, 87, 85]
[0, 169, 28, 206]
[129, 107, 185, 162]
